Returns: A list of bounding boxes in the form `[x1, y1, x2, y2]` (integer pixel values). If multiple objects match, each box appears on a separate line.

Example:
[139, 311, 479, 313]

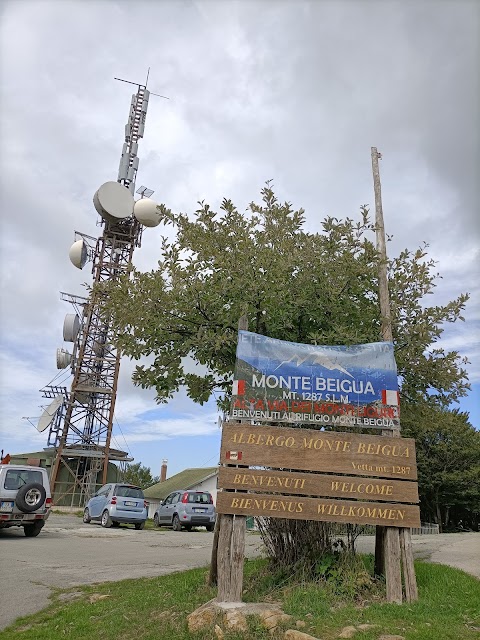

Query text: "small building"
[144, 467, 218, 519]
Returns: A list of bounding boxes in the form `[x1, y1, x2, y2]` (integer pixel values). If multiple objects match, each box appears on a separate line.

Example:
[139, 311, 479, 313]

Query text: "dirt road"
[1, 514, 478, 630]
[355, 531, 480, 578]
[0, 514, 261, 630]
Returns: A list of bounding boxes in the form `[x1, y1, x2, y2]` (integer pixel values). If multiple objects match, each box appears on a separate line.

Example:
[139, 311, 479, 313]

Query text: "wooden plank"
[218, 467, 418, 504]
[216, 492, 420, 528]
[230, 516, 246, 601]
[385, 527, 403, 603]
[217, 513, 234, 601]
[400, 528, 418, 602]
[208, 513, 222, 586]
[215, 313, 249, 603]
[221, 423, 417, 480]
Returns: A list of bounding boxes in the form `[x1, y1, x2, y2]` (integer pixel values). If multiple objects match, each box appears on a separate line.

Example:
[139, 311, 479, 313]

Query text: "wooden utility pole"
[209, 315, 248, 600]
[371, 147, 418, 603]
[371, 148, 394, 348]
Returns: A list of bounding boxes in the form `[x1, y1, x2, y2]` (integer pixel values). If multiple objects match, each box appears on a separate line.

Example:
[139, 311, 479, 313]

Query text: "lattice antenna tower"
[39, 70, 167, 507]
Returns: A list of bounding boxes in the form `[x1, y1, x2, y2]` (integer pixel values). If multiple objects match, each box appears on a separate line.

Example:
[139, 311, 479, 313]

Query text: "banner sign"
[231, 331, 400, 428]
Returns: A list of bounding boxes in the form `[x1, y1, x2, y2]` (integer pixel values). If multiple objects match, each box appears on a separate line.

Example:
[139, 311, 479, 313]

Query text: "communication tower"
[38, 74, 166, 507]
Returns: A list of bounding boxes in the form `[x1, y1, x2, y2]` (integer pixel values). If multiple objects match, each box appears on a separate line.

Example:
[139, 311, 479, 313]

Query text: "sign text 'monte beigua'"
[231, 332, 400, 428]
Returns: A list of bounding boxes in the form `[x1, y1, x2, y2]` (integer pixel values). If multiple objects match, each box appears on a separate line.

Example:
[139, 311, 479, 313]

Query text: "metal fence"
[246, 519, 440, 535]
[411, 523, 440, 535]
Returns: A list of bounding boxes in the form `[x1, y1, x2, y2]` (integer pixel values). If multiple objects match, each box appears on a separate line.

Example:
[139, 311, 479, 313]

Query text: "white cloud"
[1, 0, 478, 468]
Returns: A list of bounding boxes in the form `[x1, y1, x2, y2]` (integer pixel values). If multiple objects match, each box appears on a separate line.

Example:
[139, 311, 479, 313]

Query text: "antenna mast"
[43, 72, 165, 506]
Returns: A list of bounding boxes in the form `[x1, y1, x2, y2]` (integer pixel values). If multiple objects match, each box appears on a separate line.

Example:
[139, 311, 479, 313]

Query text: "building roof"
[9, 451, 54, 464]
[144, 467, 218, 500]
[11, 451, 54, 459]
[11, 446, 130, 463]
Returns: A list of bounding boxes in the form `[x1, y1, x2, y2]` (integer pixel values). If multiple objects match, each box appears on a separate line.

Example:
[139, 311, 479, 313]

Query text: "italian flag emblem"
[382, 390, 400, 406]
[232, 380, 245, 396]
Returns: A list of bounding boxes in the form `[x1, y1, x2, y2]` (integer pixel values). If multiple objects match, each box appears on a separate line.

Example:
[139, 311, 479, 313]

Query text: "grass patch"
[2, 558, 479, 640]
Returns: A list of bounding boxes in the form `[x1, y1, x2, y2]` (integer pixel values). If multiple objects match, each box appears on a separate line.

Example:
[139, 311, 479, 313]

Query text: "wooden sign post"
[212, 315, 248, 601]
[215, 422, 420, 603]
[213, 146, 420, 604]
[371, 147, 417, 603]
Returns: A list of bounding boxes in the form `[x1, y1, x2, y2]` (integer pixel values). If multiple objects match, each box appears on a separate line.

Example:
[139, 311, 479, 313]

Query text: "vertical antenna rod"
[115, 73, 169, 194]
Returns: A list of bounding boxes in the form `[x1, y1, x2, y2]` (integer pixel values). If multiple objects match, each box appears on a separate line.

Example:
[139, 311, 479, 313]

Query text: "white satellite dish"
[36, 395, 63, 433]
[56, 348, 72, 369]
[133, 198, 162, 227]
[93, 181, 134, 222]
[63, 314, 80, 342]
[69, 238, 89, 269]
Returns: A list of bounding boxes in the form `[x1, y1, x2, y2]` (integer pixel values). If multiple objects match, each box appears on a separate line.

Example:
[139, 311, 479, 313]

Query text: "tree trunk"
[258, 518, 333, 568]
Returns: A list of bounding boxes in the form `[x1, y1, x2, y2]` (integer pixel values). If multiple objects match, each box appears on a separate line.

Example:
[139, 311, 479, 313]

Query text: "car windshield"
[116, 486, 144, 499]
[187, 493, 211, 504]
[4, 469, 43, 490]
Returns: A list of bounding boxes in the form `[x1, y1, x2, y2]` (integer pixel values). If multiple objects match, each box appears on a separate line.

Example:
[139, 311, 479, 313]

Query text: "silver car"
[153, 490, 215, 531]
[83, 483, 147, 529]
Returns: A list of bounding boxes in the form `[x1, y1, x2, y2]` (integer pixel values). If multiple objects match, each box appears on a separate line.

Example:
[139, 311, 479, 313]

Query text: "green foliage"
[123, 461, 159, 489]
[310, 551, 376, 600]
[401, 404, 480, 530]
[102, 185, 470, 410]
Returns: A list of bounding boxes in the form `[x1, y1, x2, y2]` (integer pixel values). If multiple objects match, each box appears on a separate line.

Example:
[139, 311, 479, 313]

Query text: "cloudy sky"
[1, 0, 478, 479]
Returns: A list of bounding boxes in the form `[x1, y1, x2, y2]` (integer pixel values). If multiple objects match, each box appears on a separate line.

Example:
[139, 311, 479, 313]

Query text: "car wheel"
[24, 521, 44, 537]
[15, 483, 47, 513]
[153, 514, 159, 527]
[83, 508, 91, 524]
[134, 521, 145, 530]
[172, 514, 182, 531]
[101, 510, 112, 528]
[206, 524, 214, 532]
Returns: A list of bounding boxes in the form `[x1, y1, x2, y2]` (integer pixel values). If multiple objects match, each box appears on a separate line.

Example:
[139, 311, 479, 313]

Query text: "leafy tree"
[123, 462, 159, 489]
[102, 185, 471, 564]
[102, 185, 469, 410]
[402, 404, 480, 531]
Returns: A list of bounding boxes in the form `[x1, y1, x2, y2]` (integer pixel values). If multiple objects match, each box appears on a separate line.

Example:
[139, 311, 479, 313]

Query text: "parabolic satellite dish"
[133, 198, 162, 227]
[93, 181, 134, 223]
[63, 314, 80, 342]
[36, 395, 63, 433]
[69, 238, 88, 269]
[56, 348, 72, 369]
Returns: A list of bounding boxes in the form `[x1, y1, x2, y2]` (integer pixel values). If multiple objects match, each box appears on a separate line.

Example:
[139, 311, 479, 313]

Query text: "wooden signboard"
[216, 492, 420, 528]
[220, 422, 417, 480]
[218, 467, 419, 504]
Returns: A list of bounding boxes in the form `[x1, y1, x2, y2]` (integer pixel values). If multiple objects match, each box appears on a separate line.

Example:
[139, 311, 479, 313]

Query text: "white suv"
[0, 464, 52, 537]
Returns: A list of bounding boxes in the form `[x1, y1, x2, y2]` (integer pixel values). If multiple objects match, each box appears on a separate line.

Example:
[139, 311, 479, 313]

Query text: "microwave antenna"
[41, 70, 168, 507]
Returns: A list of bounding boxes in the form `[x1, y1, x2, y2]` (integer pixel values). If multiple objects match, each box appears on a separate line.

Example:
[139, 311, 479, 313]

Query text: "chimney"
[160, 459, 168, 482]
